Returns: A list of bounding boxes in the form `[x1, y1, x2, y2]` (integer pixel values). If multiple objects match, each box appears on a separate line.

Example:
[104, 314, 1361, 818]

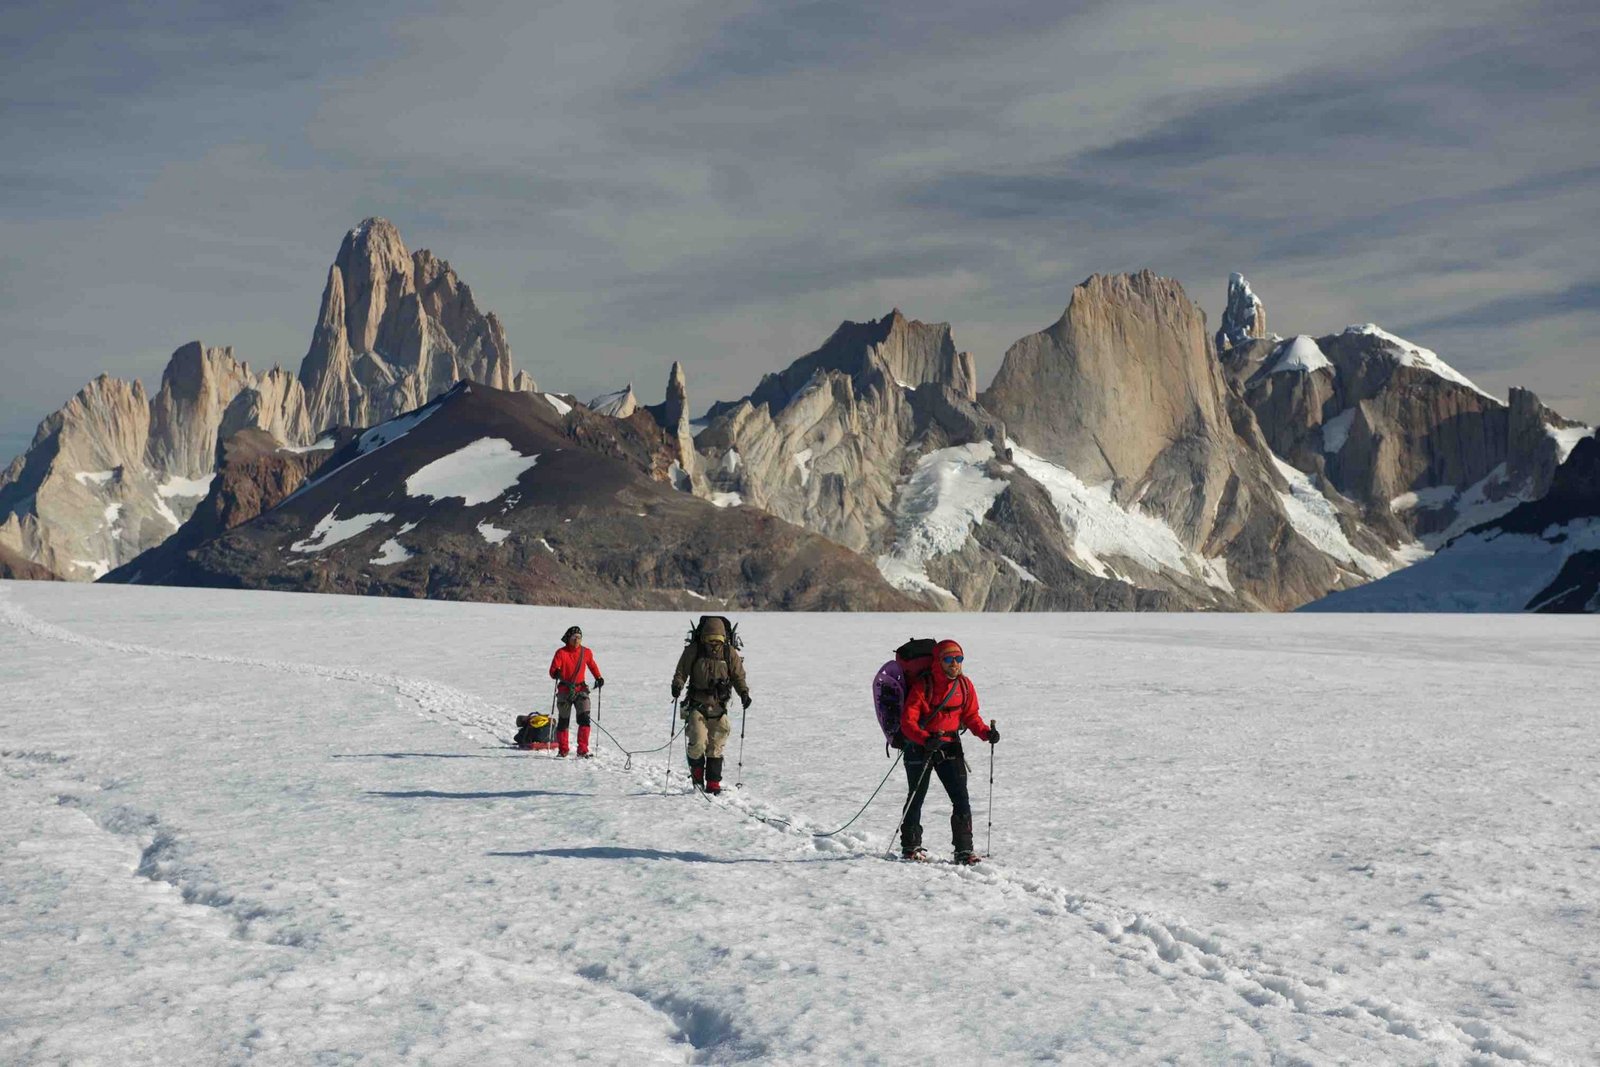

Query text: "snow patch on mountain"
[876, 443, 1006, 599]
[370, 538, 413, 566]
[1343, 325, 1495, 400]
[282, 436, 336, 455]
[476, 521, 510, 545]
[151, 494, 181, 529]
[1270, 457, 1388, 578]
[404, 439, 539, 507]
[290, 509, 395, 554]
[1000, 554, 1039, 583]
[1410, 464, 1535, 550]
[158, 474, 214, 499]
[793, 448, 815, 488]
[710, 492, 743, 508]
[70, 559, 110, 579]
[1008, 443, 1230, 592]
[542, 393, 573, 416]
[1390, 486, 1457, 513]
[356, 406, 438, 457]
[1549, 424, 1595, 464]
[1321, 409, 1357, 454]
[74, 470, 116, 488]
[1265, 336, 1331, 376]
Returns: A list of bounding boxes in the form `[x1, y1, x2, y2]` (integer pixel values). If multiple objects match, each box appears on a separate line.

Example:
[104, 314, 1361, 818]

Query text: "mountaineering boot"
[689, 756, 705, 788]
[705, 757, 723, 795]
[952, 813, 979, 864]
[900, 822, 925, 861]
[577, 725, 592, 758]
[556, 729, 570, 757]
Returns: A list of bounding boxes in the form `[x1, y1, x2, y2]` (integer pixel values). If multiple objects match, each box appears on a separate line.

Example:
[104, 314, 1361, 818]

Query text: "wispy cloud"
[1, 0, 1596, 436]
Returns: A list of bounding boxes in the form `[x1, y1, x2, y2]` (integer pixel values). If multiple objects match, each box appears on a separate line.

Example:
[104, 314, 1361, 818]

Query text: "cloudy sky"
[3, 0, 1596, 459]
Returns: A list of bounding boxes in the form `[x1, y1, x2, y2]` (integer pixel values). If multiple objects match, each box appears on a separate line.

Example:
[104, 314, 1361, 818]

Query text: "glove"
[740, 694, 752, 711]
[594, 677, 605, 689]
[986, 723, 999, 744]
[920, 736, 945, 754]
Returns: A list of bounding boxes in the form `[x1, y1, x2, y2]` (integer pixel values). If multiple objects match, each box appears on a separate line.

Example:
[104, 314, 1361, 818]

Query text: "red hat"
[935, 638, 963, 660]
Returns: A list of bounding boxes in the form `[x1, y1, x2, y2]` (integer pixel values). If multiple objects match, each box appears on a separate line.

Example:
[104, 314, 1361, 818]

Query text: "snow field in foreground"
[2, 583, 1597, 1065]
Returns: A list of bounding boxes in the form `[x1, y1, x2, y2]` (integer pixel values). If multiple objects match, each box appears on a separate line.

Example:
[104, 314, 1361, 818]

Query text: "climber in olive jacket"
[670, 616, 751, 794]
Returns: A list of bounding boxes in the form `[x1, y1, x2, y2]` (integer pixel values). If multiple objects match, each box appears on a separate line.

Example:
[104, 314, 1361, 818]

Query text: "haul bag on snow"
[514, 712, 558, 750]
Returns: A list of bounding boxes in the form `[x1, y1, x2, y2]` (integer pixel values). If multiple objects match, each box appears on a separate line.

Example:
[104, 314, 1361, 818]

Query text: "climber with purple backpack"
[875, 638, 997, 864]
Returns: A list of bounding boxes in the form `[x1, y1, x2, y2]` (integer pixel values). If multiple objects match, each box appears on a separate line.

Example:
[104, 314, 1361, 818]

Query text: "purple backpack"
[872, 638, 937, 751]
[872, 661, 906, 747]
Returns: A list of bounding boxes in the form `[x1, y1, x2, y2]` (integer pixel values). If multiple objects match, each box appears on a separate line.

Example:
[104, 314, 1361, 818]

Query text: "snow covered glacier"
[3, 582, 1596, 1064]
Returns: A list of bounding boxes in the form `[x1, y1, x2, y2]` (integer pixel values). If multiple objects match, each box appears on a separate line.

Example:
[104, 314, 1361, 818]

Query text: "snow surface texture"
[1343, 325, 1495, 401]
[876, 442, 1007, 599]
[1265, 335, 1332, 376]
[404, 438, 539, 507]
[2, 583, 1596, 1065]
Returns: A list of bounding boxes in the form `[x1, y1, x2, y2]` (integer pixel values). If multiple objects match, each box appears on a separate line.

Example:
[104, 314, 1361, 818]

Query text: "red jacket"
[549, 646, 601, 690]
[900, 672, 990, 747]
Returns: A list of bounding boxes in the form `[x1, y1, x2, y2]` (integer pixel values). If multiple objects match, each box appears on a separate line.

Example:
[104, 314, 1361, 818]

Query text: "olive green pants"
[683, 705, 732, 759]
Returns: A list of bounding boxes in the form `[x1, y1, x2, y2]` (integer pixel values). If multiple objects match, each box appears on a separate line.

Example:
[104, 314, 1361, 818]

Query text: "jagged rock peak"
[298, 217, 529, 431]
[1216, 272, 1268, 352]
[147, 342, 267, 479]
[662, 362, 689, 425]
[981, 269, 1235, 532]
[720, 308, 975, 418]
[587, 384, 639, 419]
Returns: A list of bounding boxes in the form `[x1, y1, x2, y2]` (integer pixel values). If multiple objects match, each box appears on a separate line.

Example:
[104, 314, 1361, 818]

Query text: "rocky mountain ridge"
[1304, 433, 1600, 612]
[0, 219, 540, 580]
[106, 382, 916, 611]
[4, 222, 1592, 613]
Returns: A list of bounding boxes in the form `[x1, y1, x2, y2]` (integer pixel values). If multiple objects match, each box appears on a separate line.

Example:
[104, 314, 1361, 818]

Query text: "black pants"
[556, 689, 590, 730]
[901, 741, 972, 853]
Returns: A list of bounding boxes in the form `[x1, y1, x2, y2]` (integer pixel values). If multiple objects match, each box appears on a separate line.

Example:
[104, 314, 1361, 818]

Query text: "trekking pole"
[549, 688, 559, 760]
[889, 746, 939, 856]
[735, 703, 747, 789]
[664, 697, 678, 794]
[986, 719, 996, 858]
[594, 686, 602, 756]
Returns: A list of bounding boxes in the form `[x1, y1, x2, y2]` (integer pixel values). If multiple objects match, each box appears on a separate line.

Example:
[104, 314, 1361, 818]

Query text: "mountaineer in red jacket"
[549, 625, 604, 757]
[898, 638, 997, 864]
